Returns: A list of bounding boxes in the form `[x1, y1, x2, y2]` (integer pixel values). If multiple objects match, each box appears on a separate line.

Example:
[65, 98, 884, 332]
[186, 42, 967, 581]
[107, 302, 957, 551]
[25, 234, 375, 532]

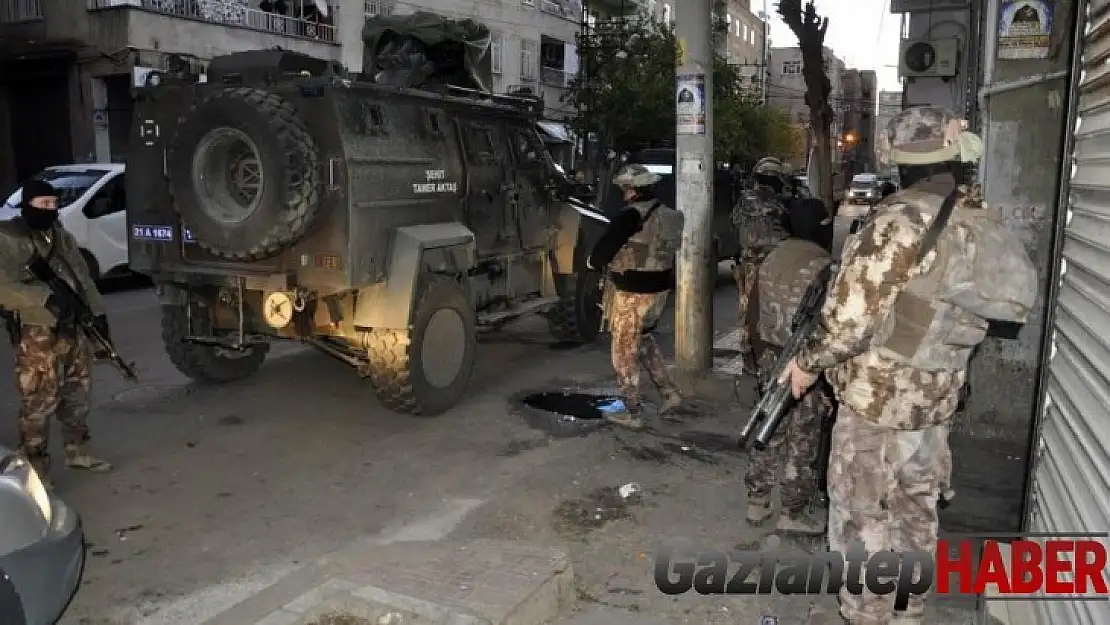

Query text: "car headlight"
[0, 454, 52, 525]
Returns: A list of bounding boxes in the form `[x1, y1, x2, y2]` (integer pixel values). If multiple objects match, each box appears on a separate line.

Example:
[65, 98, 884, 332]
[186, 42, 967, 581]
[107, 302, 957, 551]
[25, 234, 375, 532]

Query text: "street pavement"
[0, 232, 993, 624]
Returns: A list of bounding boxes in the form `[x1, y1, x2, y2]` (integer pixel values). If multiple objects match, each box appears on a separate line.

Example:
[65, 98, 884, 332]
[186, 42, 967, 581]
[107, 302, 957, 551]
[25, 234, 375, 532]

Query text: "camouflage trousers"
[14, 325, 93, 460]
[732, 258, 760, 355]
[828, 406, 952, 624]
[743, 385, 826, 513]
[609, 290, 678, 413]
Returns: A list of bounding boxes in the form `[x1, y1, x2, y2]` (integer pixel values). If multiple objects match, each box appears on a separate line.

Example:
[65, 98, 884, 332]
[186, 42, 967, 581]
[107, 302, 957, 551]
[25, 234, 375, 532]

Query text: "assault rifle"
[738, 262, 835, 451]
[25, 253, 138, 381]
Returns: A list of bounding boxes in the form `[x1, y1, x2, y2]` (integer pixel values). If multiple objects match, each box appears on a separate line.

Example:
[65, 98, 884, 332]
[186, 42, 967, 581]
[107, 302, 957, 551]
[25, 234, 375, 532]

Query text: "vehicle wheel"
[80, 249, 100, 282]
[160, 297, 268, 383]
[547, 271, 603, 343]
[364, 275, 477, 416]
[168, 87, 321, 261]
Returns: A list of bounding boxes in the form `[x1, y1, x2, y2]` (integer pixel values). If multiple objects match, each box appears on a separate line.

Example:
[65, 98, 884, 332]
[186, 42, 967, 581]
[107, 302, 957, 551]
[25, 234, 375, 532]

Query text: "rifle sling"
[915, 188, 961, 264]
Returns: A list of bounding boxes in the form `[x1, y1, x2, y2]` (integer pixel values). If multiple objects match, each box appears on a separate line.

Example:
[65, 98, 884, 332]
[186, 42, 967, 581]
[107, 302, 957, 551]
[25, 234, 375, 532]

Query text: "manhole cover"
[111, 384, 180, 403]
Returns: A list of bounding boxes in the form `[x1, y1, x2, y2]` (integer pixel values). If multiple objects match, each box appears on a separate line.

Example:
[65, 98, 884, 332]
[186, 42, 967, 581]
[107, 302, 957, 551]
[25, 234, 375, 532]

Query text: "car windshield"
[851, 175, 876, 188]
[3, 168, 112, 209]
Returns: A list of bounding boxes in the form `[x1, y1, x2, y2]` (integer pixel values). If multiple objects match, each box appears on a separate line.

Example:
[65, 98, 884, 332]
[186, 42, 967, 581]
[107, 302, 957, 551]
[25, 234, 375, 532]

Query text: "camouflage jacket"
[754, 238, 832, 348]
[0, 219, 105, 327]
[731, 183, 789, 262]
[794, 183, 986, 430]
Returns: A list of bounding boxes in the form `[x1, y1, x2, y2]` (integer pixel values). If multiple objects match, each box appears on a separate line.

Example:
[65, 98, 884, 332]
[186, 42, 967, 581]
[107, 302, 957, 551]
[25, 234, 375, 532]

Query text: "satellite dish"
[904, 41, 937, 73]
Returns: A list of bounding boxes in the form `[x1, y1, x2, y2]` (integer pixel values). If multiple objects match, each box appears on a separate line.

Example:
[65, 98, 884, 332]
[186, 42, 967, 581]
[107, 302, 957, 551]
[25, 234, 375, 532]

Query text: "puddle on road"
[522, 391, 622, 420]
[553, 486, 641, 539]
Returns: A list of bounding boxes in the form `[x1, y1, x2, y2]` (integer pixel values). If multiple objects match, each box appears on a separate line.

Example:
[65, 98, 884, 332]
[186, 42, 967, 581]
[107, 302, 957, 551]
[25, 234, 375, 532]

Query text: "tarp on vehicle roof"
[362, 12, 493, 93]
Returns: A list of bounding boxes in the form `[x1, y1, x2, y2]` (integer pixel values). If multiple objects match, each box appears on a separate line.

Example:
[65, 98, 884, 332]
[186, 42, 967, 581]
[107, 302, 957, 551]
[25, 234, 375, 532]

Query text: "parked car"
[846, 173, 881, 205]
[0, 446, 85, 625]
[1, 164, 130, 281]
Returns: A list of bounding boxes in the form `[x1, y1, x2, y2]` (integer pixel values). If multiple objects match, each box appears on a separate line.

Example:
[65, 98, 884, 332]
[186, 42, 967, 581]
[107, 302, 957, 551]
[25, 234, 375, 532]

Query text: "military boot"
[659, 389, 683, 416]
[746, 493, 773, 525]
[776, 508, 827, 536]
[64, 444, 113, 472]
[604, 404, 644, 430]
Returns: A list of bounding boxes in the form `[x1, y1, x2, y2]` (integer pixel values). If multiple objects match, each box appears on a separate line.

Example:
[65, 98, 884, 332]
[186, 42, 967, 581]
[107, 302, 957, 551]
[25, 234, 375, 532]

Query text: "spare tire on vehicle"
[168, 87, 321, 261]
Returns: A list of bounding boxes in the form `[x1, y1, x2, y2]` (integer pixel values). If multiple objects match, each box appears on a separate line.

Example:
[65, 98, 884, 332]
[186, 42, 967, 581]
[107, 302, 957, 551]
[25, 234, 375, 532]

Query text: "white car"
[1, 164, 130, 281]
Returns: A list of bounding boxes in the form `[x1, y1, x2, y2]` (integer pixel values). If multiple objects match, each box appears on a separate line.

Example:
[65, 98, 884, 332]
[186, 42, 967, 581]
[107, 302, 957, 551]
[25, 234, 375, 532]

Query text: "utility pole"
[674, 0, 714, 376]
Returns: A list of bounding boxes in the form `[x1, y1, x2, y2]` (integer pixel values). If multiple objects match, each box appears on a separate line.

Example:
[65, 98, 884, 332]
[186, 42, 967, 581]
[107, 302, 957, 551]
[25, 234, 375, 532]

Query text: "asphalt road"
[0, 271, 751, 625]
[0, 214, 868, 624]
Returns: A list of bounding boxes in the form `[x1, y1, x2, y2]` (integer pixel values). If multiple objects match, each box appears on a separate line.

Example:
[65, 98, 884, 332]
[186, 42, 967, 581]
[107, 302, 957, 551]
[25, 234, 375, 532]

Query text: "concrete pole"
[674, 0, 714, 375]
[760, 0, 769, 105]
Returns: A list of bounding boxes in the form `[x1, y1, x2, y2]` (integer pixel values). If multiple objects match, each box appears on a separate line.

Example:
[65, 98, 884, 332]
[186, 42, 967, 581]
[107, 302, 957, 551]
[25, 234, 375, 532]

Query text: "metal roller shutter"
[1026, 0, 1110, 622]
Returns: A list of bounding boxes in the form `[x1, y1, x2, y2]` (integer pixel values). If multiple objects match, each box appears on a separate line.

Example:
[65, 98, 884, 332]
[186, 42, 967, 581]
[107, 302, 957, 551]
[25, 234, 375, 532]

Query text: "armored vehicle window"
[510, 130, 543, 167]
[463, 123, 499, 164]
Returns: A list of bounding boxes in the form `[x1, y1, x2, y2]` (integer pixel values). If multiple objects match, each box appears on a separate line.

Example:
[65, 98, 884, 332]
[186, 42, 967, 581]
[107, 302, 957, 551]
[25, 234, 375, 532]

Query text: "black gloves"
[91, 314, 112, 359]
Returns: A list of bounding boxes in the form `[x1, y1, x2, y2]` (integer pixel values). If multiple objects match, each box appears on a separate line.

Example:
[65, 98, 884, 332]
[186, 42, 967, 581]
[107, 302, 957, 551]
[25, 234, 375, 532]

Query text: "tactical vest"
[732, 185, 788, 256]
[609, 200, 685, 273]
[871, 188, 1038, 371]
[755, 239, 832, 348]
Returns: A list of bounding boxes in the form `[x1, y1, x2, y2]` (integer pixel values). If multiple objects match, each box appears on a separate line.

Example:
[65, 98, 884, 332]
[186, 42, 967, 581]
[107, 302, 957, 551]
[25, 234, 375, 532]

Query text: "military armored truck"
[127, 14, 603, 415]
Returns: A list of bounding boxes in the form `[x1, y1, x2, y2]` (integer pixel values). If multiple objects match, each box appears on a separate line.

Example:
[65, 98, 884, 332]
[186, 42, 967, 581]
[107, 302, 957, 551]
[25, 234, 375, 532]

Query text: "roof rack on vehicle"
[444, 85, 543, 113]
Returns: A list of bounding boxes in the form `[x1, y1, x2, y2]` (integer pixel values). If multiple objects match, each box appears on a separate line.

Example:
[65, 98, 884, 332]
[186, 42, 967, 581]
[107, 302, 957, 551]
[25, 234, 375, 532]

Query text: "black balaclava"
[19, 179, 60, 231]
[789, 197, 834, 252]
[754, 173, 784, 195]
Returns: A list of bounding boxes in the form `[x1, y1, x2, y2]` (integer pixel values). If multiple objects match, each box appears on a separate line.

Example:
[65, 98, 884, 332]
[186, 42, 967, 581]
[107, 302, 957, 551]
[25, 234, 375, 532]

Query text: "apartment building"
[719, 0, 765, 91]
[840, 68, 876, 174]
[874, 90, 902, 166]
[766, 46, 845, 168]
[353, 0, 583, 124]
[0, 0, 341, 191]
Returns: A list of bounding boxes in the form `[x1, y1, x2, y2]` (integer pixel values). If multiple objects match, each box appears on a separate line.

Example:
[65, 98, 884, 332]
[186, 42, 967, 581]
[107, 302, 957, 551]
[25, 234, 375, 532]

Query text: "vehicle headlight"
[1, 454, 52, 525]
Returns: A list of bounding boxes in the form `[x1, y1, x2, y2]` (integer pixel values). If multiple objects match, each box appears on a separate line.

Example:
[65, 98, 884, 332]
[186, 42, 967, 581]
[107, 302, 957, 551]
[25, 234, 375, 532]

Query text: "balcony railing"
[542, 67, 569, 87]
[87, 0, 337, 43]
[0, 0, 43, 24]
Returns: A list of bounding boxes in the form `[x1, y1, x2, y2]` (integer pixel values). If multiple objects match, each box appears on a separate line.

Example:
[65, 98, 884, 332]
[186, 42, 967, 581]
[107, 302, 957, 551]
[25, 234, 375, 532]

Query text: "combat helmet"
[882, 106, 983, 165]
[612, 163, 662, 189]
[751, 156, 785, 178]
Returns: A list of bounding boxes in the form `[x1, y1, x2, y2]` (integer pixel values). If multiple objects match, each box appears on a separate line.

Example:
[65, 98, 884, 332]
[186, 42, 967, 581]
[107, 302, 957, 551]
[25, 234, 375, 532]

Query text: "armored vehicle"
[127, 14, 603, 415]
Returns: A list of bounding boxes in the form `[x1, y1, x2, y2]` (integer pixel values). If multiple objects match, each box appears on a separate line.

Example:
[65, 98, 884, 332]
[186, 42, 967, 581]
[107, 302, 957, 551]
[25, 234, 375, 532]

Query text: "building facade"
[0, 0, 342, 192]
[352, 0, 583, 123]
[719, 0, 766, 91]
[0, 0, 584, 192]
[839, 68, 876, 174]
[766, 45, 845, 169]
[874, 90, 903, 167]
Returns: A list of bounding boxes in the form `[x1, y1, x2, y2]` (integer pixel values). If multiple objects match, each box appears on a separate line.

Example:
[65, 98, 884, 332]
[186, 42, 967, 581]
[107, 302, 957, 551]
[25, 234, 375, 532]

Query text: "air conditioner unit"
[899, 38, 960, 78]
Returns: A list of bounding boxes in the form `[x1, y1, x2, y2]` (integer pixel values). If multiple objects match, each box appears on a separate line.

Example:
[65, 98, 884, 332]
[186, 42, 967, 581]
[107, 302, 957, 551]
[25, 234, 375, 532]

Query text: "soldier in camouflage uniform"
[743, 197, 833, 536]
[745, 197, 834, 535]
[1, 179, 114, 489]
[587, 164, 685, 430]
[780, 107, 1037, 624]
[731, 157, 790, 372]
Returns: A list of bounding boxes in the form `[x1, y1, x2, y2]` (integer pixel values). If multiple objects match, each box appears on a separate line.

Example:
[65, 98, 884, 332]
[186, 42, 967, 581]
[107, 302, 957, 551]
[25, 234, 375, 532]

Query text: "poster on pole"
[997, 1, 1054, 59]
[676, 74, 706, 135]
